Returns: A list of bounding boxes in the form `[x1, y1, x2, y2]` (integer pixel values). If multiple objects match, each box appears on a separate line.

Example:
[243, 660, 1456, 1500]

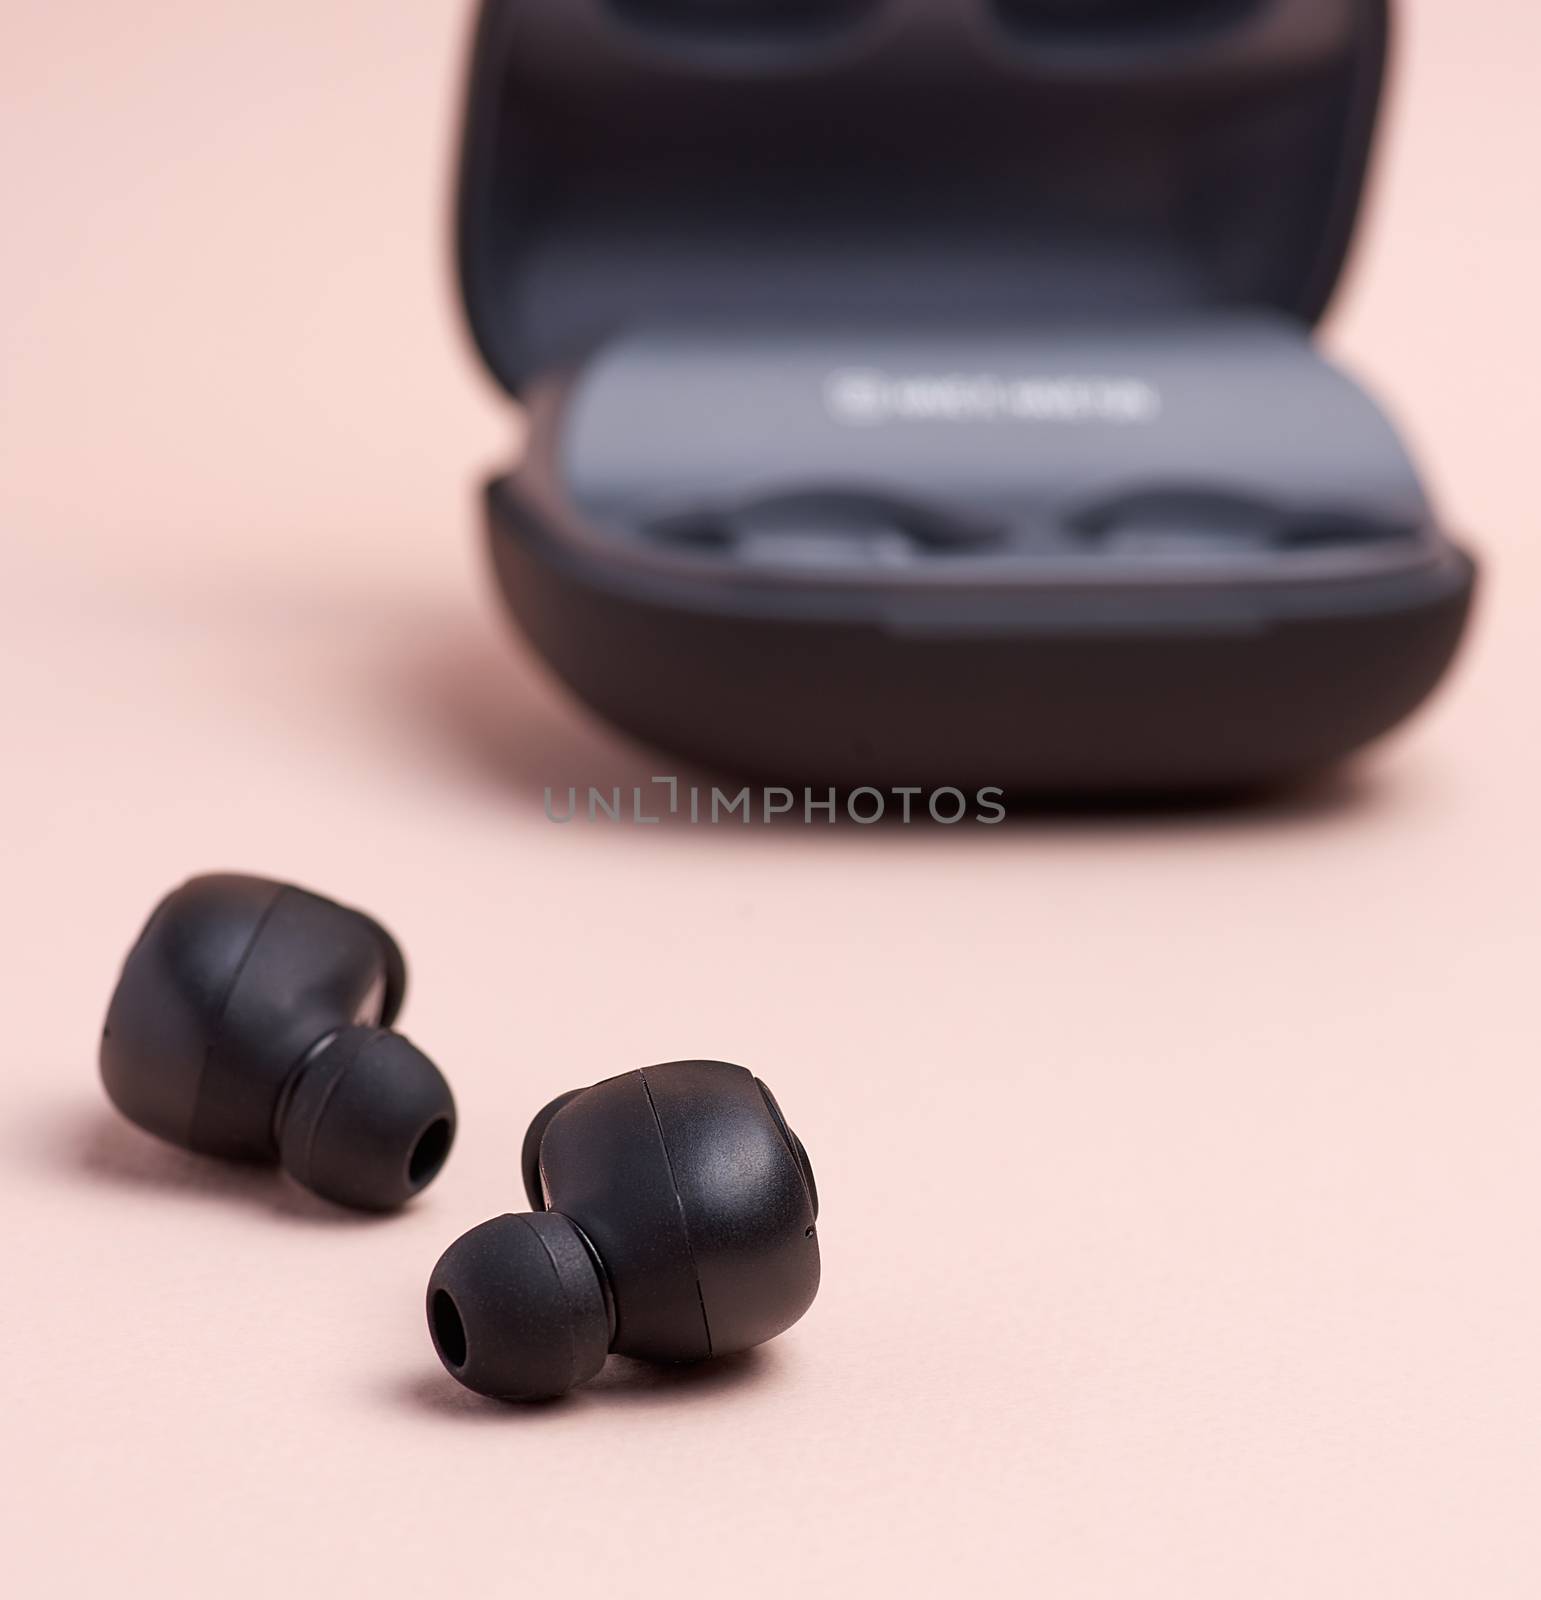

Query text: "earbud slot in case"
[459, 0, 1476, 794]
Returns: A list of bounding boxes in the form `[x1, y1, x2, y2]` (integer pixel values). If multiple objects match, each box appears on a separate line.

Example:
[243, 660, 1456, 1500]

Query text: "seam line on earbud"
[190, 881, 287, 1151]
[638, 1069, 713, 1359]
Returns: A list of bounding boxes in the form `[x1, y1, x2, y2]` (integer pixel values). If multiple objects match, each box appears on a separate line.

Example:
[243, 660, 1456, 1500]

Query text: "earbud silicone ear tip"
[427, 1213, 612, 1401]
[278, 1027, 457, 1212]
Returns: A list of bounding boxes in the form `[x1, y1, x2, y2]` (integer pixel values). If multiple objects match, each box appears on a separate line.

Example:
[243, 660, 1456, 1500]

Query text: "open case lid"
[458, 0, 1389, 398]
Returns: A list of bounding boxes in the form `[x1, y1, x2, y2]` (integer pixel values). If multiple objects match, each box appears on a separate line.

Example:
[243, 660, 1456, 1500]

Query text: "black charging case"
[458, 0, 1476, 794]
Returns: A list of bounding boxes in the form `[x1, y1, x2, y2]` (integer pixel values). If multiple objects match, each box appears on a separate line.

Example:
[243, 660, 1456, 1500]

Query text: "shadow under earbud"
[582, 1349, 771, 1406]
[389, 1349, 774, 1424]
[48, 1102, 394, 1227]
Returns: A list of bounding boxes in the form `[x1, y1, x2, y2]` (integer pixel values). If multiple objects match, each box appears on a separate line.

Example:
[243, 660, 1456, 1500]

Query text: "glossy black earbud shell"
[101, 875, 407, 1160]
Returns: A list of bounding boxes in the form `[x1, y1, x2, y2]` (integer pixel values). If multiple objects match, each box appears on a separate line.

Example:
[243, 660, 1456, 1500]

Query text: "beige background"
[2, 3, 1539, 1595]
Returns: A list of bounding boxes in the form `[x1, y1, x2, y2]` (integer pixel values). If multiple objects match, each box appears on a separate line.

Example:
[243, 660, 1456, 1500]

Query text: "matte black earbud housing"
[101, 875, 457, 1211]
[428, 1061, 820, 1400]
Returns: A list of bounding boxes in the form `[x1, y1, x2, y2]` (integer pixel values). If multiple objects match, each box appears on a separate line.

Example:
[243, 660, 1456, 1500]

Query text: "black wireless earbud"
[101, 874, 456, 1212]
[427, 1061, 820, 1401]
